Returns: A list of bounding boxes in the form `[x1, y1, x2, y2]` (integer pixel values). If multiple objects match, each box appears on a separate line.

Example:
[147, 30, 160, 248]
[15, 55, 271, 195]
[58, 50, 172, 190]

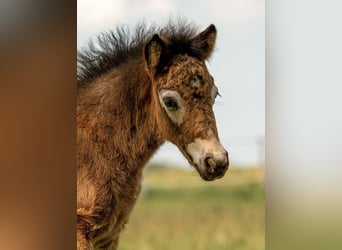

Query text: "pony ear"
[144, 34, 167, 77]
[190, 24, 217, 60]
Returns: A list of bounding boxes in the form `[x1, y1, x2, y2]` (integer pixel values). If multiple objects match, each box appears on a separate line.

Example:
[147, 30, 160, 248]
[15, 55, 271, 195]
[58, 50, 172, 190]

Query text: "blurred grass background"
[119, 165, 264, 250]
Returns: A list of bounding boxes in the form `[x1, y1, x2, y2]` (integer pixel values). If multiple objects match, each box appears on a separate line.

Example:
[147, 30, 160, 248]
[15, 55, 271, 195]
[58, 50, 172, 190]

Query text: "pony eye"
[162, 97, 179, 111]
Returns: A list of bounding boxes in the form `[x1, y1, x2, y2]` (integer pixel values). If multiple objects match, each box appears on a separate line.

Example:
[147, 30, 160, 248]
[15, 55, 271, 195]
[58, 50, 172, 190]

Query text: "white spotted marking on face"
[158, 89, 185, 125]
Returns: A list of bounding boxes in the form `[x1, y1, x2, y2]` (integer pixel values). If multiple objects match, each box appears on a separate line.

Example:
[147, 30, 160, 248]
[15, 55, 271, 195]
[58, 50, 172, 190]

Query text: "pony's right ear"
[144, 34, 166, 77]
[190, 24, 217, 60]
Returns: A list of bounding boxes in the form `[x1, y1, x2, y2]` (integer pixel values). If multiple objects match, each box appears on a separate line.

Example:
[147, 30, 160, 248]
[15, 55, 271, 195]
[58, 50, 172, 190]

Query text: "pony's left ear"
[190, 24, 217, 60]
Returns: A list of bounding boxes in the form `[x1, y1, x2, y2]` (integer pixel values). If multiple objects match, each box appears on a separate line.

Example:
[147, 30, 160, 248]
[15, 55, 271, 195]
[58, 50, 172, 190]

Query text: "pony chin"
[193, 163, 226, 181]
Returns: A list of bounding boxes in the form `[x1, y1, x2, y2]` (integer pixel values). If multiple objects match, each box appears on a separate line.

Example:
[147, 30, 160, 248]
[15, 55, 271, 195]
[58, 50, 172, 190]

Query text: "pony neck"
[77, 63, 164, 175]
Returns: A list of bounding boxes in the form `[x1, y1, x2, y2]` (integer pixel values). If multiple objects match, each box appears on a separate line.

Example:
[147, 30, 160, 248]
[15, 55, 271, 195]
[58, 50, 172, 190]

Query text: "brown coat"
[77, 21, 228, 249]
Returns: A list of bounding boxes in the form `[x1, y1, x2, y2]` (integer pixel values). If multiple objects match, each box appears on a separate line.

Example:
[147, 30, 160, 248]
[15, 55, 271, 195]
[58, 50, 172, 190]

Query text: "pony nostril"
[204, 155, 215, 173]
[220, 151, 229, 170]
[204, 154, 229, 175]
[217, 162, 227, 172]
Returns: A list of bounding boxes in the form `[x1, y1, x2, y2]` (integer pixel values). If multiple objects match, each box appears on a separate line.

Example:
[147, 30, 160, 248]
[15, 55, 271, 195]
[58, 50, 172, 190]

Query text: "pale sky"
[77, 0, 265, 167]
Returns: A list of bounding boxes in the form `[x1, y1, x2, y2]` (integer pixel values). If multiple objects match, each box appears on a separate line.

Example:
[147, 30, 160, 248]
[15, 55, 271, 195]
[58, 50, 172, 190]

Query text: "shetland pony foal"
[77, 22, 229, 249]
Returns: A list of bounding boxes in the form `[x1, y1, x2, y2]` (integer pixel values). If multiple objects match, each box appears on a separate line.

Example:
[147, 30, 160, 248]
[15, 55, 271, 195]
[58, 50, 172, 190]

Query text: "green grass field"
[119, 166, 264, 250]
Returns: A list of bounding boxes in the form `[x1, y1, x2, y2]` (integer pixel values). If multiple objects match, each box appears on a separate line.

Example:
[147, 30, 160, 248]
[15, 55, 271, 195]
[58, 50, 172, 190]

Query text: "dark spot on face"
[192, 92, 203, 99]
[190, 75, 204, 89]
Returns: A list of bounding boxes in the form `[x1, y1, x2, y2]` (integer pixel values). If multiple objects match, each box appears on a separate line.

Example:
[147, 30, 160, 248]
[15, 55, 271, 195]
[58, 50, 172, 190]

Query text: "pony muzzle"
[186, 137, 229, 181]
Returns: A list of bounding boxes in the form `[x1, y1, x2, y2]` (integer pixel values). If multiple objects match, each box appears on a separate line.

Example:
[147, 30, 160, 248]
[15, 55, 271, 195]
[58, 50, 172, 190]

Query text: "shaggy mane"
[77, 20, 201, 87]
